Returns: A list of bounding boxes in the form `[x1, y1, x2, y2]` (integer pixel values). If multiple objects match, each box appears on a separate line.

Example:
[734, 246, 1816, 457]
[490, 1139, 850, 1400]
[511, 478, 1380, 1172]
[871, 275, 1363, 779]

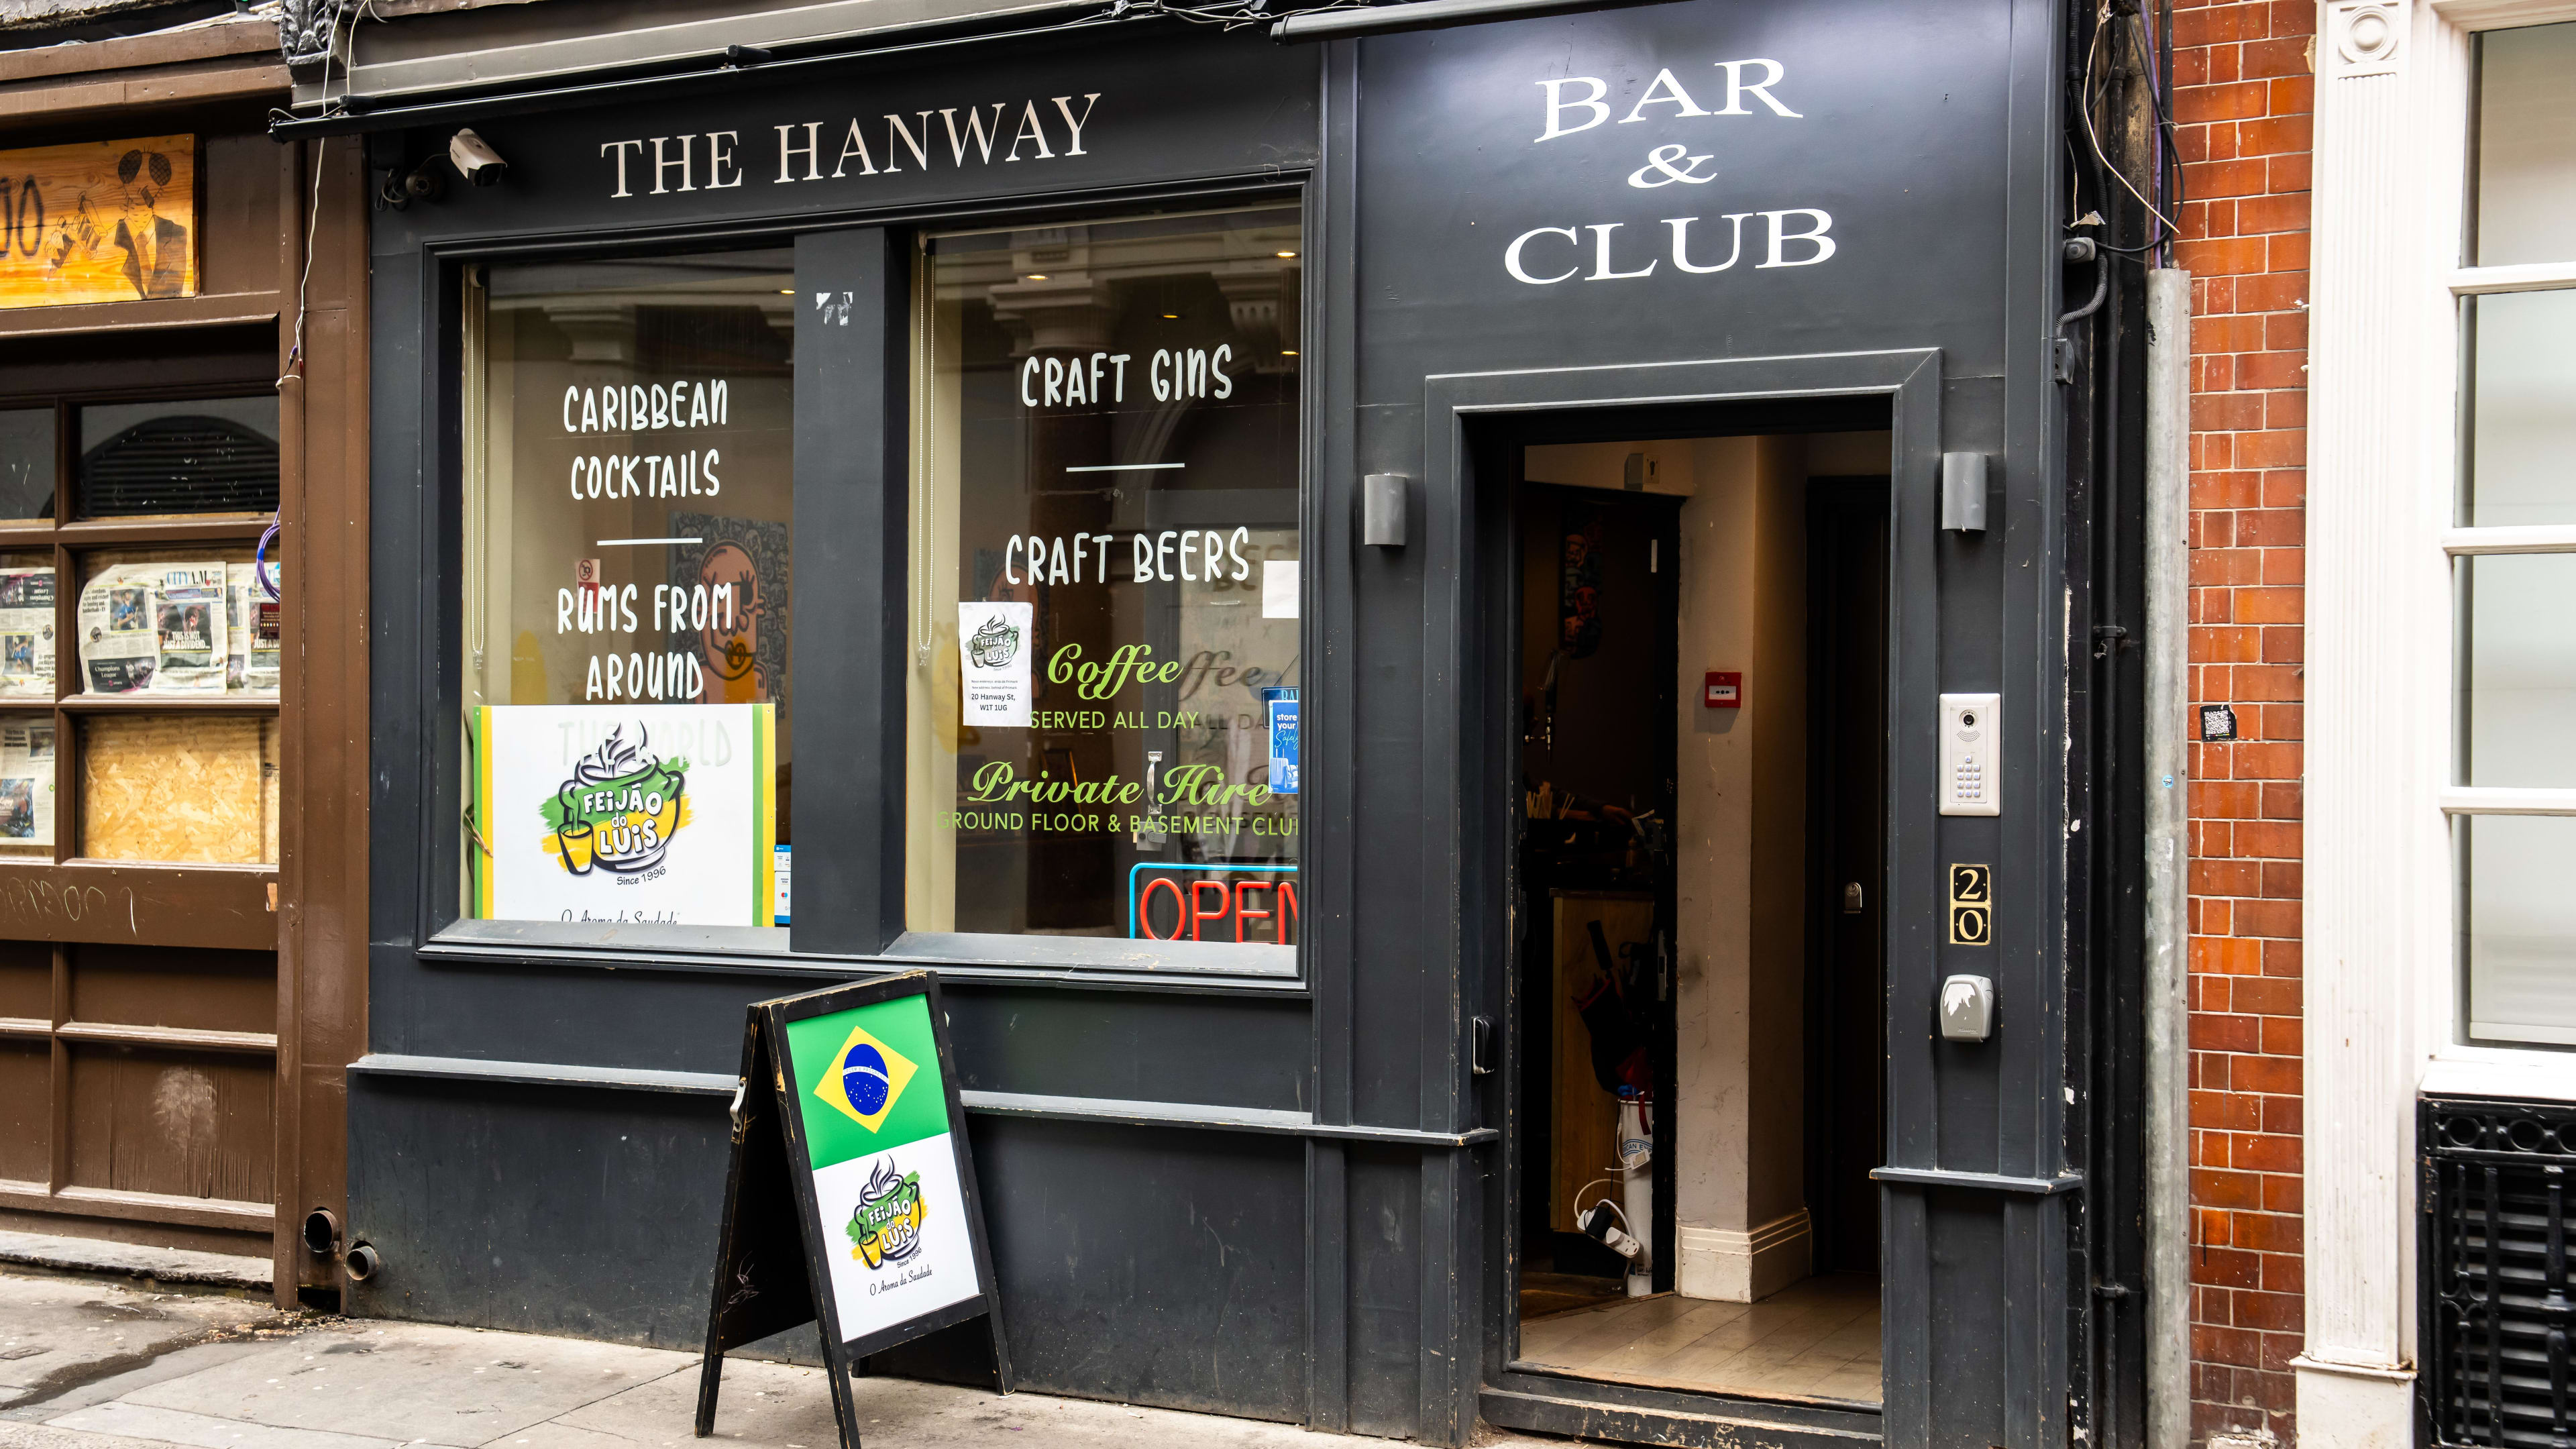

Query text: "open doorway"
[1505, 423, 1890, 1409]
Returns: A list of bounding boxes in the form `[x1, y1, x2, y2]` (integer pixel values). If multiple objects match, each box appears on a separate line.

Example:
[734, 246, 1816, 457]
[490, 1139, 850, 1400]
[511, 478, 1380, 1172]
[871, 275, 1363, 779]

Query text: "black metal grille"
[2422, 1096, 2576, 1447]
[77, 415, 279, 517]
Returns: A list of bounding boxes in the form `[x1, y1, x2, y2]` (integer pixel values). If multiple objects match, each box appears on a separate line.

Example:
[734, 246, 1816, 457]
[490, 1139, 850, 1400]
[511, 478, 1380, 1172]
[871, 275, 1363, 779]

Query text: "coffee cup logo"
[541, 723, 689, 877]
[847, 1157, 927, 1269]
[967, 612, 1020, 669]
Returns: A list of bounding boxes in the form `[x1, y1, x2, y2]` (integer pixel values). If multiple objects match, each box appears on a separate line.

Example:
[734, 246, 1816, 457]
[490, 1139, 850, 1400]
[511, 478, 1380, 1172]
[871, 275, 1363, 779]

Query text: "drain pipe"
[2143, 266, 2193, 1448]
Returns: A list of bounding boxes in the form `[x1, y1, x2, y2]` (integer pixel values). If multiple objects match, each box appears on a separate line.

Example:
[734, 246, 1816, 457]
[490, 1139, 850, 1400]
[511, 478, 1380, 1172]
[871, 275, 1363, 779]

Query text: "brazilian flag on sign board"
[782, 994, 953, 1171]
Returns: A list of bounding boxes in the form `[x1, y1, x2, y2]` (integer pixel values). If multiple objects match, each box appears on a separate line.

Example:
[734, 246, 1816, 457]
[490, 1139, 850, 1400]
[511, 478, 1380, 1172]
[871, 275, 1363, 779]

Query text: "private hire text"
[963, 759, 1271, 812]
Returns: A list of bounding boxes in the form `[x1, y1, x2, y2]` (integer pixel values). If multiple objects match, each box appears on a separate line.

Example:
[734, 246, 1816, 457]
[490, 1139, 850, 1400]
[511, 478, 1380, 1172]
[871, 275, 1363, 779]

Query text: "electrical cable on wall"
[281, 0, 1378, 131]
[2084, 1, 2178, 236]
[272, 3, 366, 388]
[2073, 0, 2186, 262]
[278, 136, 326, 386]
[2088, 1, 2191, 267]
[2143, 1, 2186, 269]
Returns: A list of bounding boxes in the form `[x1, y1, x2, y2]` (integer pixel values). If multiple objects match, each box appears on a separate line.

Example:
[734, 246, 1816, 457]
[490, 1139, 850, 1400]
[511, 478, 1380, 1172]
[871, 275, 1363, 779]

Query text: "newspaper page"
[77, 564, 157, 693]
[0, 567, 53, 699]
[0, 720, 55, 848]
[78, 561, 229, 694]
[153, 565, 227, 694]
[226, 562, 279, 694]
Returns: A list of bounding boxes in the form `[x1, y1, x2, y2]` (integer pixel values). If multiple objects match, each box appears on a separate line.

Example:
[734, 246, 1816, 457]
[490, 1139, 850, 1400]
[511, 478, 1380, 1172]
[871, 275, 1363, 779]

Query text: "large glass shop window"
[462, 252, 792, 934]
[908, 208, 1303, 960]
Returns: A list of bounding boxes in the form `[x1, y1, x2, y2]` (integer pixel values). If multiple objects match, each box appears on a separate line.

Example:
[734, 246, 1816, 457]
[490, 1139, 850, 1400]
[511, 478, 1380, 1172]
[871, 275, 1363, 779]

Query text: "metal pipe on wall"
[2143, 265, 2193, 1448]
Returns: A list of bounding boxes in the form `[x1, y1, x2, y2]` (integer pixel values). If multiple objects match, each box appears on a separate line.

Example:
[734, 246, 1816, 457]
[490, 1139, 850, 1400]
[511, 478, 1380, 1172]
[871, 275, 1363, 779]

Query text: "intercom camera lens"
[1960, 712, 1976, 728]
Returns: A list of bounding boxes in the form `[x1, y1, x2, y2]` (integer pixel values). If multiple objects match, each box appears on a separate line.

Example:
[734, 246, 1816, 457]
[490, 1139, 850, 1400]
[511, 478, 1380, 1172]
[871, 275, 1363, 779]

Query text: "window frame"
[415, 182, 1318, 991]
[448, 242, 800, 952]
[0, 380, 286, 871]
[2414, 2, 2576, 1087]
[892, 203, 1311, 979]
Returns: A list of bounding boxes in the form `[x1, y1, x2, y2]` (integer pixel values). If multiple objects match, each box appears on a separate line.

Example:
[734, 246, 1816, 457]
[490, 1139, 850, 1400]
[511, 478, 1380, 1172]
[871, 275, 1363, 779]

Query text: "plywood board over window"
[0, 137, 199, 308]
[80, 714, 276, 865]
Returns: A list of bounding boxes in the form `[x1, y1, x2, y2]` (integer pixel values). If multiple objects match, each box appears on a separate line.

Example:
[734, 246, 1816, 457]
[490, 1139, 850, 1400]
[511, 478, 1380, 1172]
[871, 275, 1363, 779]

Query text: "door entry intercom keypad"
[1939, 693, 2001, 816]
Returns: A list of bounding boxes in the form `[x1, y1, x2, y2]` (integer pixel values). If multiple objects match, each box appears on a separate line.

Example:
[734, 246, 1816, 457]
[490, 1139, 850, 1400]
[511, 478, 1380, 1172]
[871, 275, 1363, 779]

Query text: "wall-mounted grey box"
[1362, 472, 1408, 547]
[1941, 451, 1989, 531]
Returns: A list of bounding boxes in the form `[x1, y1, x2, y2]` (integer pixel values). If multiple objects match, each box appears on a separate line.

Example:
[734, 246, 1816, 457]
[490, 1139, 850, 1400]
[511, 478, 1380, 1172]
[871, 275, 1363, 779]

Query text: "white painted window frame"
[2297, 0, 2576, 1431]
[2417, 4, 2576, 1098]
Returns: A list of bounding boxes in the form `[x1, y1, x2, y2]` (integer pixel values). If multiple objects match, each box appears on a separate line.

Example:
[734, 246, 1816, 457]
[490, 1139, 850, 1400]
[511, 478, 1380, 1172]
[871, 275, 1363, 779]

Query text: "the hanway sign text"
[600, 95, 1102, 198]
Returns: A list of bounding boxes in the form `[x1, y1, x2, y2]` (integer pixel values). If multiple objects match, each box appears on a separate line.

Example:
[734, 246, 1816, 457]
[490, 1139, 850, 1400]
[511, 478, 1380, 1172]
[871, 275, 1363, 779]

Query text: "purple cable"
[254, 521, 282, 602]
[2139, 7, 2169, 261]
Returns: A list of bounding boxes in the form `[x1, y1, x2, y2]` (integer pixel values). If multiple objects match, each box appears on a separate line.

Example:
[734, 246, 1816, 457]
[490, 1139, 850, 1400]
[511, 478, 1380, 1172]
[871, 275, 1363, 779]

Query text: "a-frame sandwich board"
[696, 971, 1012, 1448]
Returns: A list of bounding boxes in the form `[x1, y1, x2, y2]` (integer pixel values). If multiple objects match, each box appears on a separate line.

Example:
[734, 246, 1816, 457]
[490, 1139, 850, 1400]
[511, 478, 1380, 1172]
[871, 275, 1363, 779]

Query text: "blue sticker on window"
[1263, 687, 1298, 796]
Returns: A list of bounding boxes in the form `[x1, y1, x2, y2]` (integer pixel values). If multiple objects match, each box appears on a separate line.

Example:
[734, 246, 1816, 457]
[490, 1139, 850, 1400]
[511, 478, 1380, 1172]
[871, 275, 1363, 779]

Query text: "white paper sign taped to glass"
[957, 601, 1032, 728]
[472, 702, 775, 926]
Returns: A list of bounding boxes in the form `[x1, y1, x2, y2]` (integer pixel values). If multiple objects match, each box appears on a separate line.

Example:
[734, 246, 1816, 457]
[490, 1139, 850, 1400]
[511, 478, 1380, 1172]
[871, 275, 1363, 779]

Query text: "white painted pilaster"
[2298, 0, 2462, 1430]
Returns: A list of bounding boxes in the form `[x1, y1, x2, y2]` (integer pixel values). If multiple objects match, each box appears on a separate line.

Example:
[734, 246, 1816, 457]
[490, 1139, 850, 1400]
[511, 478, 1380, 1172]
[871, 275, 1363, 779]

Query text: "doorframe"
[1419, 351, 1941, 1447]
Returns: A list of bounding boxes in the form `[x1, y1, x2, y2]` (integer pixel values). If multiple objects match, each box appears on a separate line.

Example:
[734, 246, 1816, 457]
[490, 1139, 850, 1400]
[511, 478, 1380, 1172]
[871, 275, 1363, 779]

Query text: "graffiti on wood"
[0, 136, 199, 309]
[0, 873, 134, 933]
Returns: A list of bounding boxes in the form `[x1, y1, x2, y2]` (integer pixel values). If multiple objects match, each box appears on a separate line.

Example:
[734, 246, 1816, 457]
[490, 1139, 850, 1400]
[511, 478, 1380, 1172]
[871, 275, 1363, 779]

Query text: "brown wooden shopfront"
[0, 17, 369, 1306]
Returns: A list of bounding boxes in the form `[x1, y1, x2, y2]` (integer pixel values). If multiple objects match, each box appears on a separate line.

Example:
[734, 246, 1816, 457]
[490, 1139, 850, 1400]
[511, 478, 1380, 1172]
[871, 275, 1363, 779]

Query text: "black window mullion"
[790, 225, 910, 957]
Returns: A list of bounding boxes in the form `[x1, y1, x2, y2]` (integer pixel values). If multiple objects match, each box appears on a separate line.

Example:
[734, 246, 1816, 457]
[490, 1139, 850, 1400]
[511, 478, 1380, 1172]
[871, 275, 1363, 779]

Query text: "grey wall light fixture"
[1941, 451, 1990, 532]
[1363, 472, 1409, 547]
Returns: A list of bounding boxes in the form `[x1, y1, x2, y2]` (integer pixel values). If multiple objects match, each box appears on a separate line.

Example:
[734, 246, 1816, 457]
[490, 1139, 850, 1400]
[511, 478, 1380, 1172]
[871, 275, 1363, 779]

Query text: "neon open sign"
[1127, 863, 1299, 945]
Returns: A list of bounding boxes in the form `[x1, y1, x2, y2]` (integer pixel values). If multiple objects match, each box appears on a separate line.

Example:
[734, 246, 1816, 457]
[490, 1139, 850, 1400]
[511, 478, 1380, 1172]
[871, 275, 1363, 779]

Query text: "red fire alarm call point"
[1704, 672, 1741, 709]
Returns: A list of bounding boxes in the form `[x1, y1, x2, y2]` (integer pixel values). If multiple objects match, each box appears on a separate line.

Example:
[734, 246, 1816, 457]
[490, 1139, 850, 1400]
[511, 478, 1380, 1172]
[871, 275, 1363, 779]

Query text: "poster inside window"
[462, 251, 792, 931]
[0, 551, 52, 698]
[0, 714, 54, 853]
[907, 207, 1303, 959]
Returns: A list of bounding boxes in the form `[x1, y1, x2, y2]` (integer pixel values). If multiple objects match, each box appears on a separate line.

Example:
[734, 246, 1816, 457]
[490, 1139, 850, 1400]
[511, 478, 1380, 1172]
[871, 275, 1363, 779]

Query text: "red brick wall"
[2172, 0, 2312, 1441]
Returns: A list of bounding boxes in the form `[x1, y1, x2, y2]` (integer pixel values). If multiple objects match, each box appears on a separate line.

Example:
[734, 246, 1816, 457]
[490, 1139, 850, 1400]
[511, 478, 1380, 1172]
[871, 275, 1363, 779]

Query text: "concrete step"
[0, 1234, 268, 1295]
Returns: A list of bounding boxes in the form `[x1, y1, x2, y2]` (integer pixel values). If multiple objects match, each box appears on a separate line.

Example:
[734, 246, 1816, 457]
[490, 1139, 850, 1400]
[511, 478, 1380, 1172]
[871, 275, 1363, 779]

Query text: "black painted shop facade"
[332, 1, 2143, 1444]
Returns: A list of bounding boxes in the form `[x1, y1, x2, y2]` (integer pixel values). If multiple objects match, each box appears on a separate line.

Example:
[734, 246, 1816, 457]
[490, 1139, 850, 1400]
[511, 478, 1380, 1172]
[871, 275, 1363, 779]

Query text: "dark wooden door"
[0, 113, 370, 1304]
[1809, 476, 1889, 1275]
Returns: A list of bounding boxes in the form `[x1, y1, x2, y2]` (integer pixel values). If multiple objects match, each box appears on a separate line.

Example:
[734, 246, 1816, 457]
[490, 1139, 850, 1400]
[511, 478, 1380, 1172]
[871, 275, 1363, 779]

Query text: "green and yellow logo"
[813, 1022, 918, 1134]
[541, 724, 689, 877]
[846, 1158, 927, 1269]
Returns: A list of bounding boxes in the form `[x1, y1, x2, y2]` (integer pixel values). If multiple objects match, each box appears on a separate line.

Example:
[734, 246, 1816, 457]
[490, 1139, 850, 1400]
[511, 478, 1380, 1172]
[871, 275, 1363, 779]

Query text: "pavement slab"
[114, 1324, 680, 1449]
[640, 1360, 1426, 1448]
[0, 1237, 267, 1295]
[46, 1404, 404, 1449]
[549, 1360, 826, 1448]
[0, 1271, 1570, 1449]
[0, 1275, 279, 1412]
[0, 1419, 184, 1449]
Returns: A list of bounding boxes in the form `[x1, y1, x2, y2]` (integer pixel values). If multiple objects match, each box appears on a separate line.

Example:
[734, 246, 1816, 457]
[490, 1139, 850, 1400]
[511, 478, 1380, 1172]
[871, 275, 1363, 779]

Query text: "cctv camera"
[449, 129, 506, 186]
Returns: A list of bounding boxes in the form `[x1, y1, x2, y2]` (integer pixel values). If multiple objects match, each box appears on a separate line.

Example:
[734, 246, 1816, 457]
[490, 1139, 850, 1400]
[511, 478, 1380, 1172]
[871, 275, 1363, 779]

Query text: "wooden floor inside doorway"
[1515, 1273, 1882, 1405]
